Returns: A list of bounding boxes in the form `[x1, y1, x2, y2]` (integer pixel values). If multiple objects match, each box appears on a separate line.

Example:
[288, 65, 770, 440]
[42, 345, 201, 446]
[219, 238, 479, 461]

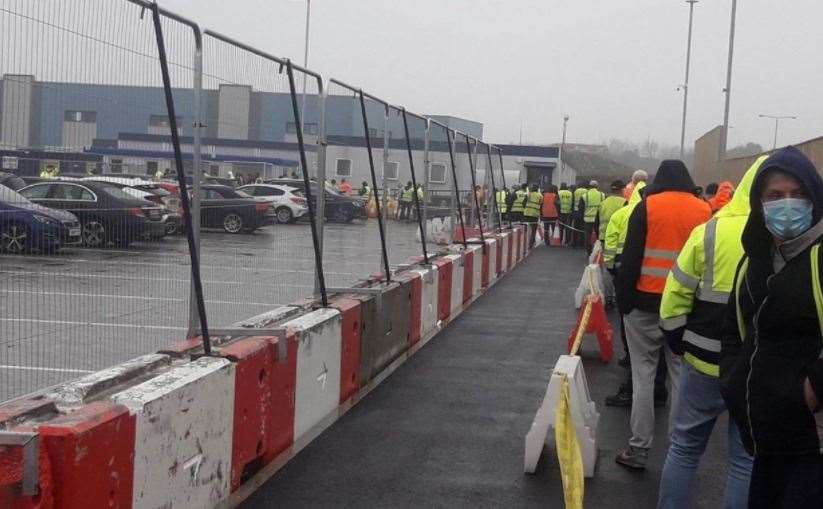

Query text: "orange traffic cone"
[550, 220, 562, 247]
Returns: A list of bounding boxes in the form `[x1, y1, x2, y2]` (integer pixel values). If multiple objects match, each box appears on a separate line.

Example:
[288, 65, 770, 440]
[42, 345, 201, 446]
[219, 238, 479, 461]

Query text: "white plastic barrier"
[446, 253, 464, 316]
[413, 265, 439, 341]
[524, 355, 599, 478]
[486, 237, 498, 284]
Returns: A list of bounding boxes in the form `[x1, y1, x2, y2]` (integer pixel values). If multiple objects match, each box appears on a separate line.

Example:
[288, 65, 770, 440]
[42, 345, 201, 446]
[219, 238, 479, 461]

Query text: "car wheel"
[0, 223, 29, 254]
[82, 220, 107, 248]
[222, 213, 243, 234]
[275, 207, 293, 224]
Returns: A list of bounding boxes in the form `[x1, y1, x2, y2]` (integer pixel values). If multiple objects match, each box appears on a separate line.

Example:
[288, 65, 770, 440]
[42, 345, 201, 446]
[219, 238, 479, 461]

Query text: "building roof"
[561, 148, 631, 180]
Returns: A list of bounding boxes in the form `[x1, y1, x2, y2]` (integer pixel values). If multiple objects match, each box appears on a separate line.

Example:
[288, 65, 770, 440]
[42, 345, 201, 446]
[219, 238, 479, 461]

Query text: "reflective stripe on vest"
[524, 191, 542, 218]
[511, 190, 527, 213]
[573, 188, 586, 211]
[638, 192, 711, 294]
[735, 244, 823, 341]
[558, 190, 573, 214]
[583, 189, 603, 223]
[401, 188, 414, 202]
[496, 190, 508, 213]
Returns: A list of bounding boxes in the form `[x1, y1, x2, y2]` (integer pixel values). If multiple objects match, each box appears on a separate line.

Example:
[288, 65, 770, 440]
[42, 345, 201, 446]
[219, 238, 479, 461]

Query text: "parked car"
[83, 178, 181, 236]
[0, 184, 81, 253]
[236, 184, 309, 224]
[18, 180, 166, 248]
[266, 179, 367, 223]
[198, 184, 275, 234]
[0, 172, 26, 191]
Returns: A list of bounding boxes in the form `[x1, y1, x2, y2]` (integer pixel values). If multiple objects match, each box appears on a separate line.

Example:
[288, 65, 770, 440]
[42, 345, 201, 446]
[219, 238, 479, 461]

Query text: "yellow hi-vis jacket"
[558, 189, 573, 214]
[496, 189, 508, 213]
[582, 189, 604, 223]
[659, 156, 766, 377]
[511, 189, 527, 213]
[523, 191, 543, 218]
[598, 195, 626, 240]
[401, 187, 414, 203]
[603, 181, 645, 269]
[572, 187, 587, 212]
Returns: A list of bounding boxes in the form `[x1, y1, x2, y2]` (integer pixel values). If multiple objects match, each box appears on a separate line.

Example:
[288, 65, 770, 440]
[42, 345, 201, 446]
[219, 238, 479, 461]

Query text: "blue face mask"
[762, 198, 813, 240]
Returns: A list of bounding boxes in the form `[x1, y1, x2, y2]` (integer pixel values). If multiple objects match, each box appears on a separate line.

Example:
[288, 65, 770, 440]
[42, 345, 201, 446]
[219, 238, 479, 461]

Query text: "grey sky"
[162, 0, 823, 151]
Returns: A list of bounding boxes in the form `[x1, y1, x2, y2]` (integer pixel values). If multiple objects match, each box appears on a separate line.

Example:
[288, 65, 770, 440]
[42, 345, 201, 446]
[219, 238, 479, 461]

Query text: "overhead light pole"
[719, 0, 737, 162]
[288, 0, 312, 136]
[679, 0, 698, 159]
[560, 114, 569, 184]
[759, 114, 797, 150]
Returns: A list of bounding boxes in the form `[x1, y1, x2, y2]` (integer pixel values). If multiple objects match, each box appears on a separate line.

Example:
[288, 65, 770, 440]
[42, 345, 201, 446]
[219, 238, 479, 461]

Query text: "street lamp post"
[719, 0, 738, 162]
[759, 114, 797, 150]
[679, 0, 698, 159]
[560, 115, 569, 184]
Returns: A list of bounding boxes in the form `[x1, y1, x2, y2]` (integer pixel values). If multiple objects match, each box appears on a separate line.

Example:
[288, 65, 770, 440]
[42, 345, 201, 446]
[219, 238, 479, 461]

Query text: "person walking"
[399, 181, 414, 221]
[599, 180, 626, 243]
[657, 157, 766, 508]
[358, 181, 371, 199]
[615, 160, 712, 470]
[707, 181, 734, 213]
[496, 186, 509, 224]
[720, 147, 823, 508]
[624, 169, 649, 201]
[541, 185, 559, 245]
[573, 182, 588, 248]
[522, 183, 543, 248]
[339, 178, 353, 195]
[510, 183, 528, 223]
[582, 180, 605, 254]
[558, 183, 573, 245]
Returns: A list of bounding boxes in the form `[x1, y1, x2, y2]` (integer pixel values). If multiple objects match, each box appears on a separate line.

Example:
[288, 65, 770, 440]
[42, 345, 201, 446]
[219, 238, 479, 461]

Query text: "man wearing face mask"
[721, 146, 823, 508]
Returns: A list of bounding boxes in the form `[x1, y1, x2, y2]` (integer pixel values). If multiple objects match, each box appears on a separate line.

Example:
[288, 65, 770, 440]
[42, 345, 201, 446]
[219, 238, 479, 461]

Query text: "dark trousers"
[542, 217, 557, 244]
[525, 217, 538, 247]
[749, 454, 823, 509]
[584, 221, 597, 254]
[399, 201, 412, 220]
[559, 213, 571, 244]
[510, 211, 522, 223]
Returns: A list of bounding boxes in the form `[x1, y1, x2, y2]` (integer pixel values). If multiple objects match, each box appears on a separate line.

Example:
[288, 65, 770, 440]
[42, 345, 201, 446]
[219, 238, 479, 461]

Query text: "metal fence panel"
[0, 0, 198, 401]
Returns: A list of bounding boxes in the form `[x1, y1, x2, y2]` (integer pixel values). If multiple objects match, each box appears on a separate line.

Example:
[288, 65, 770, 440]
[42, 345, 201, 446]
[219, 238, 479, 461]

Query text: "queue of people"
[590, 147, 823, 508]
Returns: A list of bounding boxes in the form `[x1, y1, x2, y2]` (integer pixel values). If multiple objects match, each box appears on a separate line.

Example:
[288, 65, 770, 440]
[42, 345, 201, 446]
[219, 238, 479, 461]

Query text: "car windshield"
[98, 183, 135, 201]
[0, 184, 31, 205]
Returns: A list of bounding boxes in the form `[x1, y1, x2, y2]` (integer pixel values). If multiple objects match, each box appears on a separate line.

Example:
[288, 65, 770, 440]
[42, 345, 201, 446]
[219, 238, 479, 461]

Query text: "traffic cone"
[550, 220, 562, 247]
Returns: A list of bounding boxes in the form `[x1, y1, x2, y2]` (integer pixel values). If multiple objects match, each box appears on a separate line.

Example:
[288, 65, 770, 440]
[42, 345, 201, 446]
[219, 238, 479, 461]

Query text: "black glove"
[662, 327, 686, 356]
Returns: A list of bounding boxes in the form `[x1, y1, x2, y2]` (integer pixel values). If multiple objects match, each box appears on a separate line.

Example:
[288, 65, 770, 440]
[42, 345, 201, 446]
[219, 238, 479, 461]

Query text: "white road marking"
[0, 318, 187, 331]
[0, 289, 282, 307]
[0, 364, 94, 374]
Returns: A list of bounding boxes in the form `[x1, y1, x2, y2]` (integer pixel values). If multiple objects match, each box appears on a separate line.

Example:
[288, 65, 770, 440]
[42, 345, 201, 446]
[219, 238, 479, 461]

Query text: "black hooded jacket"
[720, 146, 823, 457]
[616, 160, 705, 314]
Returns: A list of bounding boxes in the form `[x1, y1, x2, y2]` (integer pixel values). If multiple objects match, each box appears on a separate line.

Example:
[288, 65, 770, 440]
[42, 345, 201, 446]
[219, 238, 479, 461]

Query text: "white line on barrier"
[0, 318, 187, 331]
[0, 289, 281, 307]
[0, 364, 94, 374]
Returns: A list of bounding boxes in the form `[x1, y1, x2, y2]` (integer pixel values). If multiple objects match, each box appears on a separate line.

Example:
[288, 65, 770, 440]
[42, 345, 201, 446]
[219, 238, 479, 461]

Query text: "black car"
[18, 180, 166, 248]
[198, 184, 274, 234]
[266, 179, 366, 223]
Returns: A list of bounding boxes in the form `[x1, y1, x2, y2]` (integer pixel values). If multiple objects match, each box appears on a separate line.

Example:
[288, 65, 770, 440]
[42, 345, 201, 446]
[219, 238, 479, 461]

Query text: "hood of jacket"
[715, 155, 768, 219]
[628, 181, 646, 205]
[644, 160, 696, 197]
[743, 146, 823, 259]
[709, 181, 735, 211]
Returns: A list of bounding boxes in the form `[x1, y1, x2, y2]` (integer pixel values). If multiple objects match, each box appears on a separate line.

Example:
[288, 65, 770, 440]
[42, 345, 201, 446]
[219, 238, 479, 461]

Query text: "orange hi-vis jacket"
[637, 191, 712, 294]
[541, 192, 558, 218]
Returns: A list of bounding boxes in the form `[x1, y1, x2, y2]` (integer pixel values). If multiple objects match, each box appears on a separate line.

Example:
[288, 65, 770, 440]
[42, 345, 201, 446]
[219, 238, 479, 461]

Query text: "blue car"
[0, 184, 82, 254]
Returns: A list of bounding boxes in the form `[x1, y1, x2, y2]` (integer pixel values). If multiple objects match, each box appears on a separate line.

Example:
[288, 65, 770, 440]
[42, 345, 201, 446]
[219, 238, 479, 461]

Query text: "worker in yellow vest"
[581, 180, 605, 253]
[495, 187, 509, 223]
[399, 181, 414, 221]
[510, 183, 528, 222]
[599, 180, 627, 241]
[572, 183, 588, 248]
[557, 183, 573, 245]
[522, 183, 543, 248]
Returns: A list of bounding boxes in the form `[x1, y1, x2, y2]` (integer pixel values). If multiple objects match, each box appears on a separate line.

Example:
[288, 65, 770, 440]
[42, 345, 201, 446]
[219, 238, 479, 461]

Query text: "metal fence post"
[381, 105, 391, 260]
[314, 81, 328, 298]
[464, 135, 486, 249]
[445, 128, 468, 250]
[187, 23, 204, 337]
[401, 108, 429, 265]
[422, 119, 431, 231]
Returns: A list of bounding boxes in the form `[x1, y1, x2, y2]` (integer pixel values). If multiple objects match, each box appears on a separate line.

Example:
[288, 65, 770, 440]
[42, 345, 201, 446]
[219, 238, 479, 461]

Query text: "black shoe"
[605, 388, 633, 407]
[618, 356, 631, 369]
[615, 446, 648, 470]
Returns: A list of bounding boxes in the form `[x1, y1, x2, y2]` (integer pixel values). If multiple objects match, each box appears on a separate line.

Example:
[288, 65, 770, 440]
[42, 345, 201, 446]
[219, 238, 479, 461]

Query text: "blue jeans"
[658, 363, 753, 509]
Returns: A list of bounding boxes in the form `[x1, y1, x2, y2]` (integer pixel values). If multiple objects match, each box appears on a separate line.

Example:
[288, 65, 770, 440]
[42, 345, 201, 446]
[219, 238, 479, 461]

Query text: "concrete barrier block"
[462, 249, 474, 305]
[396, 271, 423, 347]
[411, 266, 438, 341]
[484, 238, 496, 287]
[113, 356, 235, 508]
[357, 282, 412, 385]
[328, 297, 363, 404]
[446, 254, 464, 317]
[287, 309, 342, 442]
[495, 236, 503, 276]
[221, 336, 296, 492]
[433, 257, 452, 322]
[470, 244, 483, 296]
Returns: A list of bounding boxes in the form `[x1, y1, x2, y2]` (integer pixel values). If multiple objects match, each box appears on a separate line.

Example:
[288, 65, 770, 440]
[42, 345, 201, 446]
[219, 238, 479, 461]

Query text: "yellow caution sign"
[555, 375, 584, 509]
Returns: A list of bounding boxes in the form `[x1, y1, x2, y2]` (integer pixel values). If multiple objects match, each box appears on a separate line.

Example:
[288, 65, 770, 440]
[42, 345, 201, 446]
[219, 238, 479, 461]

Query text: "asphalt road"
[241, 246, 728, 508]
[0, 219, 424, 402]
